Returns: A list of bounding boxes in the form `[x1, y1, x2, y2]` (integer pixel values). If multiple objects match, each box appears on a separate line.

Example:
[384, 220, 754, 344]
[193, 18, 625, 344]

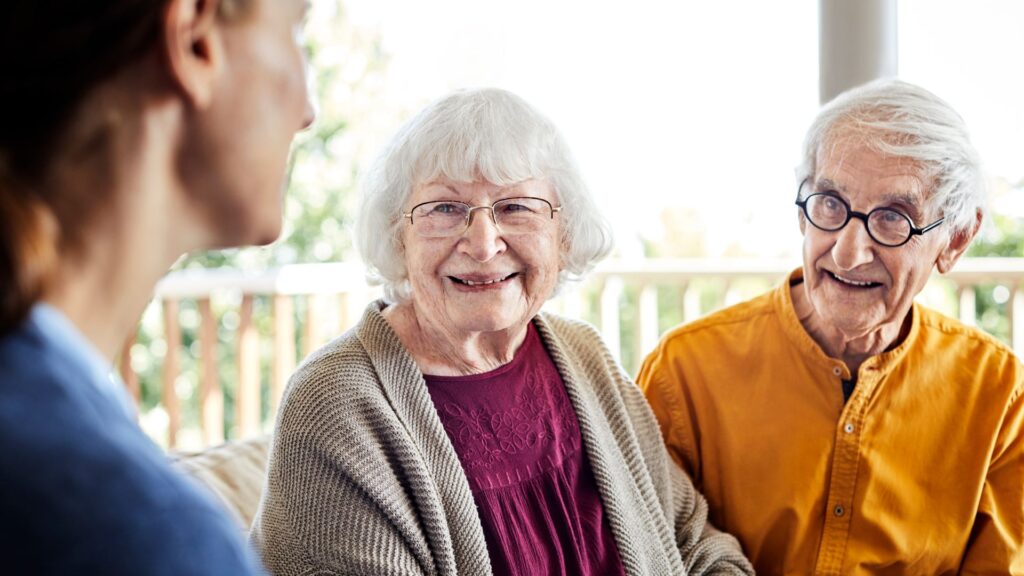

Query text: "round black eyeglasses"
[794, 179, 945, 247]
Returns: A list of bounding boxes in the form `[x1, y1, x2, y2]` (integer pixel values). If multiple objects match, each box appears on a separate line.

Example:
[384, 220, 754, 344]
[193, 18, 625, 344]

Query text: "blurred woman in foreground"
[0, 0, 314, 572]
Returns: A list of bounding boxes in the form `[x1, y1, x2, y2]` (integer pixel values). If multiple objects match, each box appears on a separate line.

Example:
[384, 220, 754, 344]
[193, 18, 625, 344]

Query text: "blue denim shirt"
[0, 304, 264, 575]
[28, 304, 136, 420]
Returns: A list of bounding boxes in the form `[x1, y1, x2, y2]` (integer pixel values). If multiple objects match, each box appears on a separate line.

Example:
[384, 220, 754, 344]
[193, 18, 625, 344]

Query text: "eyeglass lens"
[409, 197, 555, 237]
[804, 193, 912, 246]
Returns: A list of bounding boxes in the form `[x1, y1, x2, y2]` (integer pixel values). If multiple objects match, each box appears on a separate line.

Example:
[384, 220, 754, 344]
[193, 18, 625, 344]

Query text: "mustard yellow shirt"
[638, 269, 1024, 575]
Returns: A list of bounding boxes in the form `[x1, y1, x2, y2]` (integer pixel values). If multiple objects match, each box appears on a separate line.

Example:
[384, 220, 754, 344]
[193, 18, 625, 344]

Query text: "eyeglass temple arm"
[913, 217, 945, 235]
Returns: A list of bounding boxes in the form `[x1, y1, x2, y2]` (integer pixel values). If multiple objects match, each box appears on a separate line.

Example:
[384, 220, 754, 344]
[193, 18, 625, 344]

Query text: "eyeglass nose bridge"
[461, 205, 502, 233]
[816, 205, 882, 243]
[844, 210, 871, 231]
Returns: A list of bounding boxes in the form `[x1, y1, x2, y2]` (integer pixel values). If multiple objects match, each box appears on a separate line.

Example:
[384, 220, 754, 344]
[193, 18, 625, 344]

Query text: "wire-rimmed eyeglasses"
[794, 179, 944, 247]
[403, 197, 562, 238]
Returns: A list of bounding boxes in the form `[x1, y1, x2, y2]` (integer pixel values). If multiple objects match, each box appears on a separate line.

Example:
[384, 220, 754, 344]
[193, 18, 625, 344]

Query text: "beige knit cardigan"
[251, 301, 752, 576]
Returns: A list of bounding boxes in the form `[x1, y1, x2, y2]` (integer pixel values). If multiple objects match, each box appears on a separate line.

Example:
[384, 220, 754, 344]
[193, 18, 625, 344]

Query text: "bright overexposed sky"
[331, 0, 1023, 259]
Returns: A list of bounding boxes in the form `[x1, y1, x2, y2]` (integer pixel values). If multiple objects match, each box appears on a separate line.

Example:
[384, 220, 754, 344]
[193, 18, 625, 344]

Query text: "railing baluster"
[198, 298, 223, 446]
[337, 292, 350, 333]
[683, 281, 702, 322]
[304, 294, 324, 360]
[1011, 284, 1023, 355]
[161, 298, 181, 449]
[724, 280, 743, 307]
[272, 294, 295, 417]
[637, 283, 659, 364]
[600, 277, 623, 359]
[236, 295, 260, 438]
[957, 285, 977, 326]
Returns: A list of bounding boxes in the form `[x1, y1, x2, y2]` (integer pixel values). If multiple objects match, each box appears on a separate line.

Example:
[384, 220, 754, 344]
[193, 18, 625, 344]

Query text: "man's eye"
[878, 209, 908, 224]
[822, 197, 842, 211]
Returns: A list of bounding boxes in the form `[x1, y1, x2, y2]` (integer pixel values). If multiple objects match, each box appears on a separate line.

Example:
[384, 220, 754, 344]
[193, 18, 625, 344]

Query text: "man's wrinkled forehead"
[821, 123, 930, 172]
[813, 127, 936, 211]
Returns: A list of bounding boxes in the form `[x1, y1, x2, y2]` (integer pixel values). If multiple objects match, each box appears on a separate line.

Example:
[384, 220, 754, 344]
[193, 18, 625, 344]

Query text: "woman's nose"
[459, 208, 505, 262]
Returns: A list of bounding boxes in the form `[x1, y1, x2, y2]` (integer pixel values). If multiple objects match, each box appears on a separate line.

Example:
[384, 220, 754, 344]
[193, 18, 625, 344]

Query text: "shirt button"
[832, 367, 842, 376]
[844, 423, 855, 434]
[834, 504, 846, 517]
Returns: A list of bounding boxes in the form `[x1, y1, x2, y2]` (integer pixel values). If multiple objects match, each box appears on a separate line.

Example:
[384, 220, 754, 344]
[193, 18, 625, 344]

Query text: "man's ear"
[936, 209, 982, 274]
[162, 0, 223, 108]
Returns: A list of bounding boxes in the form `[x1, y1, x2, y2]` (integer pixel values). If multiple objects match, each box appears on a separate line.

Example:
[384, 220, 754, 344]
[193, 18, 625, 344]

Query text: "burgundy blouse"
[424, 322, 625, 576]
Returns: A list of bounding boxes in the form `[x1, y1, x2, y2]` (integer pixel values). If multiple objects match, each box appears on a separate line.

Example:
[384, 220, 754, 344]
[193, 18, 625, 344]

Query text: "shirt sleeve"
[959, 364, 1024, 573]
[636, 339, 702, 485]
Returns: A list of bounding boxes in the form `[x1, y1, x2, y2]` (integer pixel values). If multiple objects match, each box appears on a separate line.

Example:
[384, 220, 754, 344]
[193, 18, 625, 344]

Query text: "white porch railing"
[124, 258, 1024, 450]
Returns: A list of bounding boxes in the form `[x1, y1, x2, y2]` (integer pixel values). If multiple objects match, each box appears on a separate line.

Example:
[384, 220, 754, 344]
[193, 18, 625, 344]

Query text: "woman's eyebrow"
[420, 183, 462, 197]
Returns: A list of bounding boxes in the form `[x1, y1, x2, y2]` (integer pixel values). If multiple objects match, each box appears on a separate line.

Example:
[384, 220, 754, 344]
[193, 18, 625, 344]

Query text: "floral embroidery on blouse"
[433, 369, 579, 473]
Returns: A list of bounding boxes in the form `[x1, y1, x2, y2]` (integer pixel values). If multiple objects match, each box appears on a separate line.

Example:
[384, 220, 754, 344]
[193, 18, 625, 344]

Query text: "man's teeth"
[833, 272, 875, 287]
[458, 274, 512, 286]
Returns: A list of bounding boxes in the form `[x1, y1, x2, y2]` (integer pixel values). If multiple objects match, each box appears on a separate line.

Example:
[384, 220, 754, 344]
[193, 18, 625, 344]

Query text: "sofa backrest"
[173, 435, 271, 531]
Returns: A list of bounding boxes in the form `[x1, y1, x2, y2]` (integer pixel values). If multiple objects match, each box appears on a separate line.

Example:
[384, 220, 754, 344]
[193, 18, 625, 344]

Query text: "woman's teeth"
[453, 273, 514, 286]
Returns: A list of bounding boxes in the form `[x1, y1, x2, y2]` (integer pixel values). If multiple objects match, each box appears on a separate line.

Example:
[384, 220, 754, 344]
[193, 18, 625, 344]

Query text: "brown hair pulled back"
[0, 0, 249, 334]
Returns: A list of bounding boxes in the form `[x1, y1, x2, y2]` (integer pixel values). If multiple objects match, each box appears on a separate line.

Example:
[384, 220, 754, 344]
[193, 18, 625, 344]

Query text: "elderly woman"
[251, 89, 753, 575]
[639, 78, 1023, 574]
[0, 0, 313, 572]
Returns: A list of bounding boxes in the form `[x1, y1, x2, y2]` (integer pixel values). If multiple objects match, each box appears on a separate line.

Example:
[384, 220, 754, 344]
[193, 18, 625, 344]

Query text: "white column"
[819, 0, 898, 104]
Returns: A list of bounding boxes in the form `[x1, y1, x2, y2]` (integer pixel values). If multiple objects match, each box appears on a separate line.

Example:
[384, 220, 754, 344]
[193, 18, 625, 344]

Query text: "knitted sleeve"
[616, 343, 754, 575]
[250, 338, 435, 576]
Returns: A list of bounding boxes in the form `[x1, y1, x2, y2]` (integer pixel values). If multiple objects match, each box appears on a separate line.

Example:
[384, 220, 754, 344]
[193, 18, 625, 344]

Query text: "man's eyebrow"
[814, 178, 845, 194]
[878, 191, 922, 206]
[815, 177, 926, 217]
[878, 191, 926, 220]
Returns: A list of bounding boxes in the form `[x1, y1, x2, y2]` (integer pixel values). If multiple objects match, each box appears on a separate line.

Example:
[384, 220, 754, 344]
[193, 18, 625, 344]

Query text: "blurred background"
[125, 0, 1024, 450]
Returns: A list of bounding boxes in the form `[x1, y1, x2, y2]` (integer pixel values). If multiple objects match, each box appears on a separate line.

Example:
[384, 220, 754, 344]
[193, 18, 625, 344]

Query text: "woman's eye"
[432, 203, 463, 214]
[499, 203, 531, 214]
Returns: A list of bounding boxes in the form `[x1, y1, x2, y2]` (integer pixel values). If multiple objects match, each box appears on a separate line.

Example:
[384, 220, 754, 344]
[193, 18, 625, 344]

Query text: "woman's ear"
[161, 0, 223, 108]
[936, 209, 982, 274]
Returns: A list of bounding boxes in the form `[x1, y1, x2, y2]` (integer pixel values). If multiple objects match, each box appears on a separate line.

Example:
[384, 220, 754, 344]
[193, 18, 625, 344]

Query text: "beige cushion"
[173, 435, 271, 530]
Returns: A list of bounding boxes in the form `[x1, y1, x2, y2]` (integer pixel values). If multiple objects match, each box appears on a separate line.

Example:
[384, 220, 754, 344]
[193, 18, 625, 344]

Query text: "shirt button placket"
[816, 369, 865, 574]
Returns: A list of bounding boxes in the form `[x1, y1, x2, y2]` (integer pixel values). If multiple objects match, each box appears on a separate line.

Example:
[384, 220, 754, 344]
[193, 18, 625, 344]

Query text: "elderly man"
[638, 78, 1023, 574]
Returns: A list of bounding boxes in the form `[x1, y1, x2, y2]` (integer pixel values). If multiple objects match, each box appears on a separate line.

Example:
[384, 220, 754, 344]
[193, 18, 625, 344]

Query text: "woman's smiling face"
[400, 178, 562, 337]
